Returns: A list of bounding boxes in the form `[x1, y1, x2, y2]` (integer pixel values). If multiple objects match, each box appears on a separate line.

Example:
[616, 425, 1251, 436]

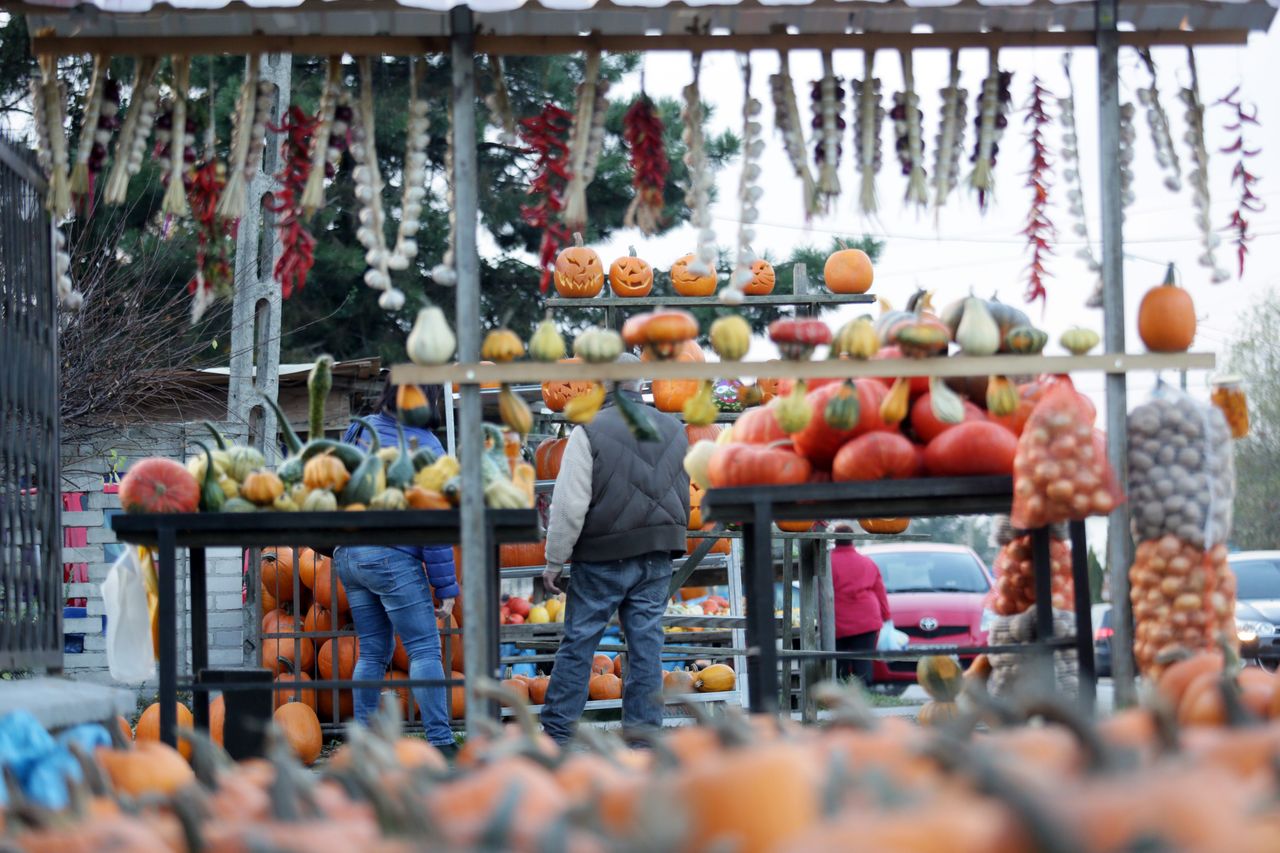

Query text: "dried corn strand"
[725, 53, 763, 305]
[932, 50, 966, 210]
[1022, 78, 1056, 306]
[967, 47, 1012, 212]
[1181, 48, 1229, 283]
[622, 94, 668, 235]
[70, 55, 108, 198]
[1216, 85, 1264, 280]
[350, 56, 400, 308]
[853, 48, 883, 216]
[812, 51, 843, 211]
[682, 53, 716, 275]
[1059, 56, 1104, 308]
[485, 54, 517, 144]
[1119, 101, 1136, 216]
[1137, 48, 1181, 192]
[36, 54, 71, 219]
[563, 51, 606, 233]
[432, 99, 459, 287]
[53, 227, 81, 310]
[894, 49, 928, 210]
[161, 56, 192, 218]
[769, 50, 817, 219]
[390, 57, 429, 286]
[104, 56, 161, 206]
[302, 56, 344, 219]
[216, 55, 261, 221]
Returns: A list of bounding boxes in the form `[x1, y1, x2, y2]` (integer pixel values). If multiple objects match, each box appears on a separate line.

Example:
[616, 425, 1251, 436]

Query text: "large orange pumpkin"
[209, 695, 225, 745]
[791, 379, 894, 469]
[923, 421, 1018, 477]
[541, 358, 594, 412]
[685, 423, 722, 445]
[260, 547, 296, 602]
[135, 702, 194, 760]
[1137, 264, 1196, 353]
[97, 741, 194, 797]
[448, 670, 466, 719]
[296, 547, 328, 591]
[317, 688, 354, 722]
[650, 340, 706, 413]
[823, 247, 875, 294]
[732, 406, 788, 445]
[776, 520, 816, 533]
[274, 702, 323, 765]
[859, 518, 910, 535]
[832, 433, 920, 482]
[500, 540, 546, 568]
[275, 670, 317, 711]
[311, 558, 348, 613]
[535, 432, 568, 480]
[708, 442, 811, 489]
[909, 393, 986, 444]
[744, 258, 776, 295]
[119, 458, 200, 514]
[317, 635, 359, 680]
[263, 635, 315, 676]
[670, 253, 717, 296]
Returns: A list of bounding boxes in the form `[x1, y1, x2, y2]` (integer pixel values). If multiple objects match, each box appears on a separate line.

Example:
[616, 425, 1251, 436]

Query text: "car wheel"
[1255, 657, 1279, 674]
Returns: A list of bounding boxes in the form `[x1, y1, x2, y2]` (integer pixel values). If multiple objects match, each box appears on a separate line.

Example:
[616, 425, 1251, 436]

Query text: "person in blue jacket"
[334, 377, 458, 755]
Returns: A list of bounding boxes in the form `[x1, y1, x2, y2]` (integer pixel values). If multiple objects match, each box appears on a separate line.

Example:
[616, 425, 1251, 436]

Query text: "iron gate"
[0, 132, 63, 672]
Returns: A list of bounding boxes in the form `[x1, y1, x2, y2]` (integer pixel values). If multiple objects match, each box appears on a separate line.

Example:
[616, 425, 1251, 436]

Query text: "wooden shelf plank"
[544, 293, 874, 309]
[391, 352, 1216, 386]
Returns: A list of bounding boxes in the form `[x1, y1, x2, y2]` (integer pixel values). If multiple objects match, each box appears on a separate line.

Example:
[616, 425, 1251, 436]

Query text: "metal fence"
[0, 133, 63, 672]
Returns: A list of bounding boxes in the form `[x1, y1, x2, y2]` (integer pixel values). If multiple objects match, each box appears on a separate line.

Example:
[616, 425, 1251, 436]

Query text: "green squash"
[192, 441, 224, 513]
[261, 395, 305, 485]
[302, 489, 338, 512]
[308, 356, 334, 443]
[369, 487, 409, 511]
[614, 385, 659, 442]
[386, 423, 416, 490]
[1003, 325, 1049, 355]
[222, 497, 257, 513]
[411, 447, 440, 471]
[225, 445, 267, 483]
[340, 417, 385, 506]
[822, 381, 861, 430]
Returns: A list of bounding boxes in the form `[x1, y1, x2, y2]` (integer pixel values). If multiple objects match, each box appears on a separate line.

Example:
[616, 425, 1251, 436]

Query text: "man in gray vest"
[540, 353, 690, 744]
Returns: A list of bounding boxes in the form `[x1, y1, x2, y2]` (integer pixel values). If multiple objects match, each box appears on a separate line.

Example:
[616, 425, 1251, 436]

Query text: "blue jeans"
[540, 552, 671, 744]
[334, 545, 453, 746]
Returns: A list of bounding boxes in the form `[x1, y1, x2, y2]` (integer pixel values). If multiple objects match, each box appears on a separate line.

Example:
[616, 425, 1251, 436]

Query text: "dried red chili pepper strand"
[185, 160, 235, 305]
[520, 103, 573, 292]
[1022, 78, 1056, 306]
[269, 106, 319, 299]
[1215, 88, 1264, 279]
[623, 96, 668, 202]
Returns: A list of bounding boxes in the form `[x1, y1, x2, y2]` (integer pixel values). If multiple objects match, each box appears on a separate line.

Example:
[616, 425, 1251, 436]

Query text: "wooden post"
[450, 6, 495, 728]
[1097, 0, 1135, 705]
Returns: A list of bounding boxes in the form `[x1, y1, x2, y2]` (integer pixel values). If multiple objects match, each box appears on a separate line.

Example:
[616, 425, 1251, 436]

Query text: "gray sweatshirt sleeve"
[544, 427, 593, 567]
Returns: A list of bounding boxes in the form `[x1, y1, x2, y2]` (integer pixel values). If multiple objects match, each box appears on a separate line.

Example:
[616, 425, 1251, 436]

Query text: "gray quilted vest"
[574, 391, 690, 563]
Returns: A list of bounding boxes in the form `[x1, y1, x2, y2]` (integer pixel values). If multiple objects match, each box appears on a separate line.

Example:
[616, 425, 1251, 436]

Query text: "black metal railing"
[0, 133, 62, 672]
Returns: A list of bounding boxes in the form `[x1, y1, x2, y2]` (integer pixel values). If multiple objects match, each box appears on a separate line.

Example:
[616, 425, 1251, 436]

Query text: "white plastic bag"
[101, 547, 155, 683]
[877, 620, 908, 651]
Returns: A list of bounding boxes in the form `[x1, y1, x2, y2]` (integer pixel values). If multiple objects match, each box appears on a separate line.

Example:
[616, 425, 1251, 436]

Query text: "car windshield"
[868, 551, 990, 594]
[1231, 558, 1280, 601]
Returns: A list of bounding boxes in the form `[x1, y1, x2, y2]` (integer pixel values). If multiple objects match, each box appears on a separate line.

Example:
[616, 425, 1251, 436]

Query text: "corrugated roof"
[18, 0, 1278, 42]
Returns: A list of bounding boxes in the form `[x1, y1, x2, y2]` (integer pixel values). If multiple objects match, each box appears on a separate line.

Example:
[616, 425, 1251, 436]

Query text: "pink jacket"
[831, 545, 891, 638]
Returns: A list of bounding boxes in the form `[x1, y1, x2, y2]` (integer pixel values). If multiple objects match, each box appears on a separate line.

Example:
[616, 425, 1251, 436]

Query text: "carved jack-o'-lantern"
[744, 258, 776, 296]
[670, 253, 717, 297]
[608, 247, 653, 297]
[554, 233, 604, 298]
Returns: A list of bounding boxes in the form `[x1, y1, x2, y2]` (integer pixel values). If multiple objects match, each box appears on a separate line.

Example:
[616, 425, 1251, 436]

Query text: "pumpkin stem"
[628, 244, 637, 257]
[351, 416, 381, 453]
[202, 421, 228, 451]
[572, 231, 584, 247]
[1163, 261, 1177, 286]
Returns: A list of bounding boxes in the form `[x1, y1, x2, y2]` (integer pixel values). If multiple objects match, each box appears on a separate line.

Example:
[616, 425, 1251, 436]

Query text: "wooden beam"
[545, 293, 875, 309]
[391, 351, 1216, 386]
[30, 28, 1252, 58]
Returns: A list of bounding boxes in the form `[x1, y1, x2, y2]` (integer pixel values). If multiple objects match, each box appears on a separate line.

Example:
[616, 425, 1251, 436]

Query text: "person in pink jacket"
[830, 523, 891, 684]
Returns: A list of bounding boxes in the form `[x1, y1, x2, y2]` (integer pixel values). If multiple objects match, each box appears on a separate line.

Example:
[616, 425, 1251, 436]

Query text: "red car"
[860, 543, 995, 691]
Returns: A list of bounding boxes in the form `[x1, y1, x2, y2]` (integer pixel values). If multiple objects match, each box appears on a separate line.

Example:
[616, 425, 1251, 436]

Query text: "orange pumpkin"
[311, 558, 349, 612]
[553, 233, 604, 298]
[260, 547, 296, 602]
[209, 695, 225, 746]
[663, 669, 697, 693]
[591, 654, 614, 675]
[275, 669, 317, 711]
[1137, 263, 1196, 353]
[859, 518, 911, 534]
[823, 246, 875, 294]
[670, 253, 717, 296]
[97, 741, 195, 797]
[689, 531, 732, 555]
[273, 702, 323, 765]
[303, 453, 350, 494]
[589, 672, 623, 700]
[405, 486, 451, 509]
[744, 258, 776, 295]
[317, 635, 359, 680]
[541, 358, 594, 412]
[776, 520, 815, 533]
[263, 634, 315, 677]
[317, 687, 354, 722]
[650, 340, 705, 412]
[535, 432, 569, 480]
[500, 540, 546, 568]
[301, 603, 332, 635]
[685, 423, 722, 445]
[448, 670, 466, 719]
[295, 547, 327, 591]
[135, 702, 194, 761]
[609, 247, 653, 297]
[501, 678, 531, 706]
[622, 309, 700, 360]
[527, 675, 551, 705]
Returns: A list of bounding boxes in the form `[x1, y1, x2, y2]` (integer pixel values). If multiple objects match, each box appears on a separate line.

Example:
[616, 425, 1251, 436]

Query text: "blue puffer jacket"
[342, 412, 459, 600]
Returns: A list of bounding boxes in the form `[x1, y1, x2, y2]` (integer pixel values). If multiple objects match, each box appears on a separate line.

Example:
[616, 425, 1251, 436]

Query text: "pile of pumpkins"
[118, 357, 534, 515]
[11, 654, 1280, 853]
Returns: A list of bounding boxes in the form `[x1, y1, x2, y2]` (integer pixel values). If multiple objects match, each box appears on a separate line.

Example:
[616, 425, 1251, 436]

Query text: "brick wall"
[61, 425, 251, 692]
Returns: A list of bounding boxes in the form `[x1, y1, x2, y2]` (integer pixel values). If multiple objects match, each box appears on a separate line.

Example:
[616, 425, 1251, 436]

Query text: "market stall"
[15, 0, 1273, 749]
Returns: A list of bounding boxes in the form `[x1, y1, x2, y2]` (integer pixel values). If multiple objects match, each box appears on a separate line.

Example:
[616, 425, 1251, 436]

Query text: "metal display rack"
[701, 476, 1097, 713]
[110, 509, 538, 746]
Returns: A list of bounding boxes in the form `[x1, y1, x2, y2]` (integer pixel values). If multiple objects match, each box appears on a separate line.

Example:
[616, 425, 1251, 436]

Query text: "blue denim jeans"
[540, 551, 672, 744]
[334, 545, 453, 746]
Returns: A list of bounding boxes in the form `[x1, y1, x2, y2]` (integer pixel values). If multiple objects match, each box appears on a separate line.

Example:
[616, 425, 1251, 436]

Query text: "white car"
[1228, 550, 1280, 671]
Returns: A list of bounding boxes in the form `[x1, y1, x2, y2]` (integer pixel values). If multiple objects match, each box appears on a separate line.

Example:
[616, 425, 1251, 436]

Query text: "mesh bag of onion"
[1127, 383, 1238, 678]
[1010, 380, 1122, 529]
[991, 533, 1074, 617]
